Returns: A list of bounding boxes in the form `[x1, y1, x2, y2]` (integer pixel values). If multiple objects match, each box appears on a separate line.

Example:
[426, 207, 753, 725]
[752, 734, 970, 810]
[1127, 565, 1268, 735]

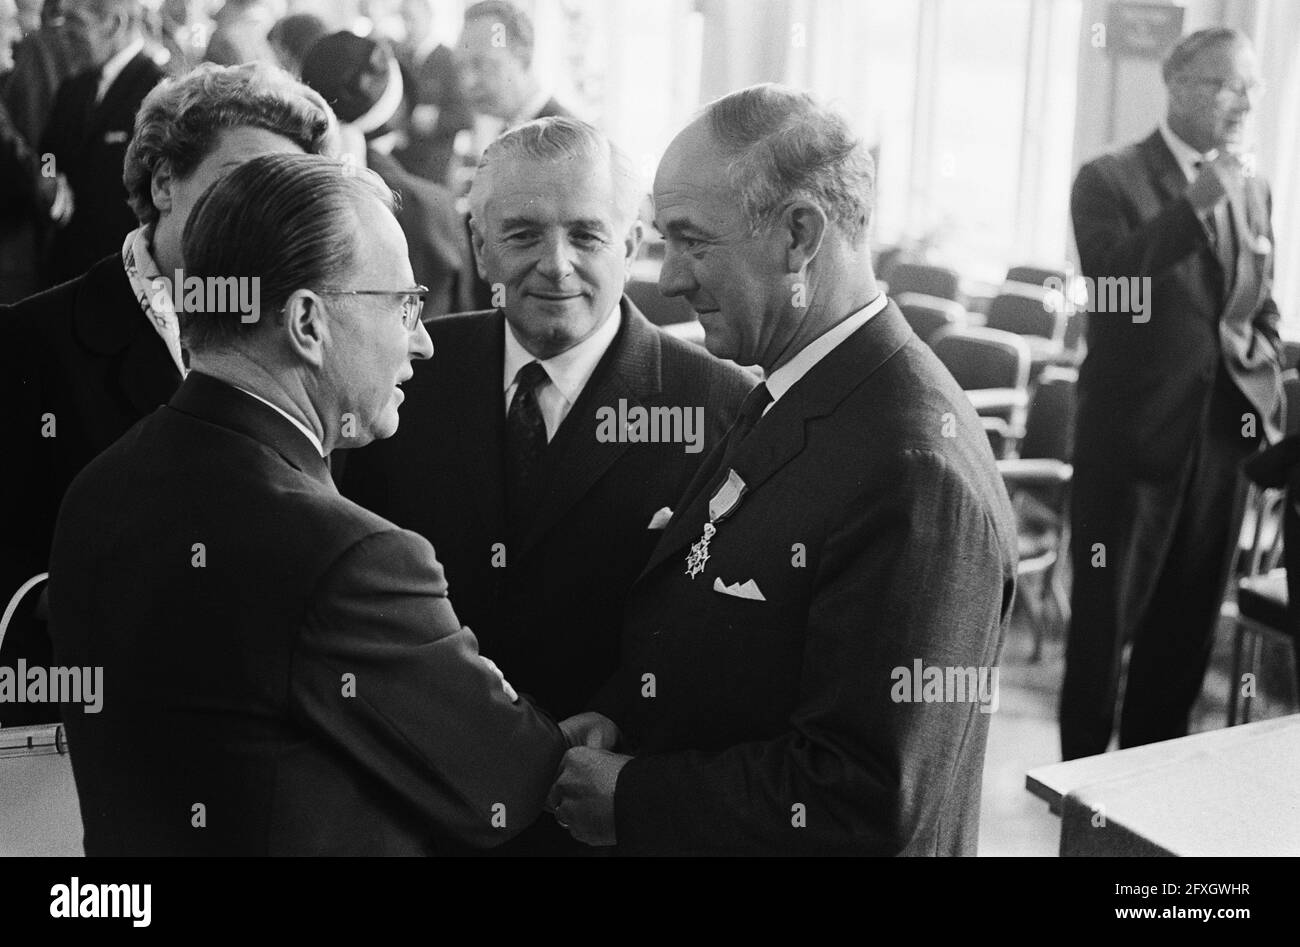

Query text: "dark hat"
[301, 31, 405, 133]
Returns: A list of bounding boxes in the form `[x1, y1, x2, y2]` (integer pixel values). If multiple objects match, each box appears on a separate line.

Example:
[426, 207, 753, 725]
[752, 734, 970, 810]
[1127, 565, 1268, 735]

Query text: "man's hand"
[1187, 151, 1245, 212]
[548, 746, 631, 847]
[559, 711, 621, 749]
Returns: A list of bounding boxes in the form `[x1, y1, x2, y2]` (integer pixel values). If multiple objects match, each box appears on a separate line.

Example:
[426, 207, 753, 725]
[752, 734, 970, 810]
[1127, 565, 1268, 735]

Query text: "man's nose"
[410, 321, 434, 360]
[658, 246, 694, 299]
[536, 234, 576, 281]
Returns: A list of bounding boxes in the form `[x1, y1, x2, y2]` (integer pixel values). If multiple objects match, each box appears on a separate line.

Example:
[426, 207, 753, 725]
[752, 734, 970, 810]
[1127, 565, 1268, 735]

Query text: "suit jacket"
[1071, 130, 1282, 479]
[48, 371, 565, 855]
[1, 24, 90, 145]
[0, 253, 180, 724]
[595, 302, 1018, 855]
[39, 53, 164, 286]
[366, 148, 474, 315]
[341, 299, 754, 723]
[395, 43, 473, 185]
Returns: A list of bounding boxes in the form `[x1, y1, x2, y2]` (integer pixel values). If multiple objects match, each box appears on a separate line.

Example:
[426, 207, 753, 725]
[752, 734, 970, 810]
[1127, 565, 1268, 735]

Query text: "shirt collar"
[1159, 118, 1217, 183]
[502, 301, 622, 406]
[96, 37, 145, 103]
[232, 385, 327, 458]
[765, 292, 889, 406]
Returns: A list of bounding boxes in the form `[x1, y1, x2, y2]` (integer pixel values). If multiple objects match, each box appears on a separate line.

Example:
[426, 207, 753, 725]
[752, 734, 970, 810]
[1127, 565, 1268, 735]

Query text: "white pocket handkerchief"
[647, 506, 673, 530]
[103, 129, 129, 144]
[713, 577, 766, 601]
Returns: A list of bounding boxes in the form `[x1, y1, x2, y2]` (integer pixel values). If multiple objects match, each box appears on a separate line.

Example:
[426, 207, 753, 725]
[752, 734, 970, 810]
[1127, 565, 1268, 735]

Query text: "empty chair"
[895, 291, 965, 343]
[986, 286, 1074, 373]
[930, 325, 1032, 456]
[884, 261, 962, 302]
[1005, 263, 1071, 289]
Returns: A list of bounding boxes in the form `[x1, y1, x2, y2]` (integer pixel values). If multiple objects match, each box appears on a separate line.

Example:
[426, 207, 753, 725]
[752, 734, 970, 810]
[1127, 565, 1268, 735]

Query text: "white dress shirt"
[233, 386, 326, 458]
[96, 37, 145, 104]
[502, 304, 622, 441]
[763, 292, 889, 411]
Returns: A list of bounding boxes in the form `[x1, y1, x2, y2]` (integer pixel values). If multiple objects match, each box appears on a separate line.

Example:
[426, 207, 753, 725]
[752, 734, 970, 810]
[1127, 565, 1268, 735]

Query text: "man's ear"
[150, 161, 175, 215]
[621, 219, 644, 279]
[283, 290, 329, 369]
[783, 200, 828, 273]
[468, 217, 490, 283]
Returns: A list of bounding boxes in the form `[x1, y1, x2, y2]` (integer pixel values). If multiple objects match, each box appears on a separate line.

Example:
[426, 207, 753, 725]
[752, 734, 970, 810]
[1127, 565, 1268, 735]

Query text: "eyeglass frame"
[1174, 75, 1266, 101]
[312, 286, 431, 330]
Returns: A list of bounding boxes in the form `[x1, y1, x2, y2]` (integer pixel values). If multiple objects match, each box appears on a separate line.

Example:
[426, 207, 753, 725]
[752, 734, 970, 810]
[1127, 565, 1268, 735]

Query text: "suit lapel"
[1139, 131, 1227, 303]
[451, 312, 509, 543]
[514, 299, 661, 559]
[85, 54, 152, 139]
[639, 301, 913, 579]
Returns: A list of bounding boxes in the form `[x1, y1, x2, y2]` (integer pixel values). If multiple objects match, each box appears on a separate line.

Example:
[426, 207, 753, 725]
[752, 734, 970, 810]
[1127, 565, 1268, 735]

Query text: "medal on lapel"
[685, 469, 748, 578]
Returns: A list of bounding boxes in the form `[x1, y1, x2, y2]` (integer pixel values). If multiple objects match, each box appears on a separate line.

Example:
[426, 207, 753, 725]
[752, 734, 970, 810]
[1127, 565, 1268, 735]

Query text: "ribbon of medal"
[685, 468, 748, 578]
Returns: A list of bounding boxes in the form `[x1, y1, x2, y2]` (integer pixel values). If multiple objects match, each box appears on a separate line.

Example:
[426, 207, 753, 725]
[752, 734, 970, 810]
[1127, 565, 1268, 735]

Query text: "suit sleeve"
[611, 449, 1009, 855]
[1252, 183, 1282, 354]
[291, 528, 566, 848]
[1071, 157, 1206, 280]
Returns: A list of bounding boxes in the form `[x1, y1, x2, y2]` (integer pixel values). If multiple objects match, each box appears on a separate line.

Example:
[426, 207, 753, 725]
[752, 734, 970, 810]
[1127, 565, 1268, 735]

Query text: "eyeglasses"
[1177, 76, 1266, 101]
[315, 286, 430, 330]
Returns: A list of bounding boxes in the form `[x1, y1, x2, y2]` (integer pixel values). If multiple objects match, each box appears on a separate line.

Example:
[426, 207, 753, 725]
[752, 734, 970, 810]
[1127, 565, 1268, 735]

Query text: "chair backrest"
[886, 262, 962, 302]
[1019, 366, 1078, 461]
[986, 286, 1068, 342]
[1005, 263, 1070, 287]
[929, 325, 1032, 392]
[894, 292, 965, 343]
[1284, 368, 1300, 436]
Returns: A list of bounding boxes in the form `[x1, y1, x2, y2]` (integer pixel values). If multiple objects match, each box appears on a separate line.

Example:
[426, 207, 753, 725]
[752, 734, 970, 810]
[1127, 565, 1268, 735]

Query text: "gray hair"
[1162, 28, 1249, 84]
[179, 153, 394, 352]
[703, 83, 874, 244]
[468, 116, 644, 230]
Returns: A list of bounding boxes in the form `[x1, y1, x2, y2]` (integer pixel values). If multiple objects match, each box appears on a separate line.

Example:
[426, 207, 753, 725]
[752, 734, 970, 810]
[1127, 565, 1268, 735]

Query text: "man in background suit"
[550, 85, 1017, 855]
[395, 0, 472, 184]
[49, 153, 565, 855]
[40, 0, 164, 286]
[1061, 29, 1281, 759]
[340, 117, 753, 854]
[456, 0, 572, 128]
[0, 63, 334, 727]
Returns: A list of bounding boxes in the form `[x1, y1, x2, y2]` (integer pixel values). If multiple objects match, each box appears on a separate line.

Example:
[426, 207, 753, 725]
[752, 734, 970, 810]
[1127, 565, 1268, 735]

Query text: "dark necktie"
[505, 360, 550, 520]
[720, 381, 773, 469]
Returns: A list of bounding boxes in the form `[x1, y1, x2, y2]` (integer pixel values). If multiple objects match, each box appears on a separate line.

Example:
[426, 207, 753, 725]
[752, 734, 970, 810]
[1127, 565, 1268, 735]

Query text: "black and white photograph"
[0, 0, 1296, 924]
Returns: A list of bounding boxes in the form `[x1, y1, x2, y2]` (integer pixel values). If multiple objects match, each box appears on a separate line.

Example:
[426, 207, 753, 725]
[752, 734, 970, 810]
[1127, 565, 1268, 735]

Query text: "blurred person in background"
[302, 30, 472, 315]
[0, 62, 335, 727]
[267, 9, 325, 77]
[456, 0, 571, 128]
[203, 0, 276, 67]
[39, 0, 166, 286]
[2, 0, 90, 147]
[392, 0, 469, 185]
[156, 0, 212, 76]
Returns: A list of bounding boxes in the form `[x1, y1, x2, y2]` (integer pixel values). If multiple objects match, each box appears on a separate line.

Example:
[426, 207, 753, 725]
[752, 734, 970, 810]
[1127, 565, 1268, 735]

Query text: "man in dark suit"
[301, 32, 473, 316]
[455, 0, 573, 128]
[395, 0, 472, 184]
[48, 153, 565, 855]
[1060, 29, 1281, 759]
[0, 63, 335, 727]
[39, 0, 164, 286]
[340, 117, 753, 854]
[550, 85, 1017, 855]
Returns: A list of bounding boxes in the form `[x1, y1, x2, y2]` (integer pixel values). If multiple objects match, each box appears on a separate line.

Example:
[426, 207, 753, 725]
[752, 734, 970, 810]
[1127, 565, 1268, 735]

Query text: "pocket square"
[103, 129, 129, 144]
[713, 577, 766, 601]
[647, 506, 673, 530]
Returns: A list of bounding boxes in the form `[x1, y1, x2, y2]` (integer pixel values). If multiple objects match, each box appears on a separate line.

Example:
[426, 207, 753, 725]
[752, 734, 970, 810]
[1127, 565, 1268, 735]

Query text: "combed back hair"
[179, 153, 394, 352]
[124, 62, 338, 227]
[464, 0, 534, 66]
[469, 116, 644, 230]
[704, 84, 875, 244]
[1162, 28, 1247, 83]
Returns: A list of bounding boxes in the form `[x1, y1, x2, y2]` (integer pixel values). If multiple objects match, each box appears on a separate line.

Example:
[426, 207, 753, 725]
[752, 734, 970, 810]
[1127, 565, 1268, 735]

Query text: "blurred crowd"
[1, 0, 569, 302]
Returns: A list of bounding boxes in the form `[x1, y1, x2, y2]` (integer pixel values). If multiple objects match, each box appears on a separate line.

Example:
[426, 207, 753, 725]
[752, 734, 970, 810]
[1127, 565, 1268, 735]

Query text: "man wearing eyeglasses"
[47, 152, 566, 855]
[1062, 28, 1282, 759]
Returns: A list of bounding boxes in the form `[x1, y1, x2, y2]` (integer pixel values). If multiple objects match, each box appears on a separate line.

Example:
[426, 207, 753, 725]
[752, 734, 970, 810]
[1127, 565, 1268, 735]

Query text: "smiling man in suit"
[40, 0, 164, 286]
[549, 85, 1017, 856]
[339, 116, 753, 854]
[1060, 29, 1282, 760]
